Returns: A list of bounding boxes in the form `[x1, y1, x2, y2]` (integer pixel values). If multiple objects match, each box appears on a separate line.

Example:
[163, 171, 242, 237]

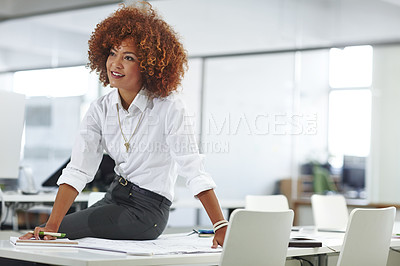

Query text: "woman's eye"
[125, 56, 134, 61]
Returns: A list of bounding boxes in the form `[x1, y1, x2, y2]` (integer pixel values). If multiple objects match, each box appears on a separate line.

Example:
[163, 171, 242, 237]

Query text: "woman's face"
[106, 39, 142, 93]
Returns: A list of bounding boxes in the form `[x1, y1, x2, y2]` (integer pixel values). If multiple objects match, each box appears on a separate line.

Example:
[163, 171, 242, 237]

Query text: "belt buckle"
[119, 177, 128, 186]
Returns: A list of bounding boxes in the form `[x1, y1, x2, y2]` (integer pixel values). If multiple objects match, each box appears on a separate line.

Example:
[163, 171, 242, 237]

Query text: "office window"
[14, 66, 95, 97]
[329, 45, 373, 88]
[328, 89, 372, 157]
[13, 66, 100, 185]
[328, 45, 372, 167]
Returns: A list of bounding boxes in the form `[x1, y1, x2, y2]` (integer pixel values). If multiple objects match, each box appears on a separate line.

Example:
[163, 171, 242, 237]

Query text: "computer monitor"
[42, 154, 116, 191]
[0, 90, 25, 179]
[342, 155, 366, 191]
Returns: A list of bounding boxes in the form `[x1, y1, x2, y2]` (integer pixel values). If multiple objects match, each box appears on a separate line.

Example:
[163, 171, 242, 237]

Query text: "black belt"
[118, 176, 171, 205]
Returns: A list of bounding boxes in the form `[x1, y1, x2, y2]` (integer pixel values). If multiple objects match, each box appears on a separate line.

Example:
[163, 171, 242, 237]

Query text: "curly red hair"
[88, 2, 187, 98]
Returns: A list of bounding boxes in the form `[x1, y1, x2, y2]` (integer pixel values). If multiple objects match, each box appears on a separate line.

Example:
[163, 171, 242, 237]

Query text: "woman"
[20, 3, 227, 248]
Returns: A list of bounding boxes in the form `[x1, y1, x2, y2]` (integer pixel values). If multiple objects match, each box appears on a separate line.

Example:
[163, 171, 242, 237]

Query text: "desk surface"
[0, 241, 335, 266]
[0, 231, 377, 266]
[0, 240, 220, 266]
[2, 231, 400, 266]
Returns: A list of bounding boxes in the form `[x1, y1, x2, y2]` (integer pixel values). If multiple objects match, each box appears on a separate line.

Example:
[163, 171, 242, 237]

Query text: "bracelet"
[213, 219, 228, 229]
[213, 222, 229, 232]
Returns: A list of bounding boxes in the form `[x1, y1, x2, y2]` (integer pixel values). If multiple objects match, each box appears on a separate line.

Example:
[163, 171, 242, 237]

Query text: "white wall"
[202, 53, 295, 198]
[296, 50, 330, 164]
[370, 45, 400, 203]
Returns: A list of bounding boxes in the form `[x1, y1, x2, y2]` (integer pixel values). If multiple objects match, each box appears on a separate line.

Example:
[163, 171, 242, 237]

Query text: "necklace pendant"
[124, 142, 130, 152]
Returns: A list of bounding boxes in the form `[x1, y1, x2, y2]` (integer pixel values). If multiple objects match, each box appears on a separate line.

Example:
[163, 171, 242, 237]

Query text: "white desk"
[1, 231, 392, 266]
[1, 191, 90, 230]
[0, 238, 335, 266]
[1, 230, 400, 266]
[0, 241, 221, 266]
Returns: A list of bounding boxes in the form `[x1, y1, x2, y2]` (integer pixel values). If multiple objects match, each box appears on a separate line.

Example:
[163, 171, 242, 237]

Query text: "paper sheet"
[77, 233, 222, 255]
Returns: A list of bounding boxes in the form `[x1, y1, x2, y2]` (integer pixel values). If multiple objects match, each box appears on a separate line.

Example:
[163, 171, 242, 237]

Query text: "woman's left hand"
[212, 226, 227, 248]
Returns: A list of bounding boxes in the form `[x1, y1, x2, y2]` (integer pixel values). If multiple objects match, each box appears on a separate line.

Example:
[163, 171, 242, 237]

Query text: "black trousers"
[57, 177, 171, 240]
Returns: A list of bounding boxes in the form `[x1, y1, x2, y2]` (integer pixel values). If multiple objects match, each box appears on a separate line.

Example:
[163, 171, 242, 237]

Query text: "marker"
[198, 229, 214, 234]
[28, 231, 66, 238]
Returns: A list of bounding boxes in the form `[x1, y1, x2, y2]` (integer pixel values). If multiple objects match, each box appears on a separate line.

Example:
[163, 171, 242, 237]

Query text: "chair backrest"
[245, 194, 289, 211]
[337, 207, 396, 266]
[88, 192, 106, 207]
[311, 194, 348, 231]
[220, 209, 294, 266]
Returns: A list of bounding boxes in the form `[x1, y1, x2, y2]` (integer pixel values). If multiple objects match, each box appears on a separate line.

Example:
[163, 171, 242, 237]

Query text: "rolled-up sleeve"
[57, 103, 104, 193]
[165, 99, 216, 197]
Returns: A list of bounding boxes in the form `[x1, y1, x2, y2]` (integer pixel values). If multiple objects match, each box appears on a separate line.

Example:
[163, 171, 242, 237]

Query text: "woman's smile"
[110, 71, 125, 78]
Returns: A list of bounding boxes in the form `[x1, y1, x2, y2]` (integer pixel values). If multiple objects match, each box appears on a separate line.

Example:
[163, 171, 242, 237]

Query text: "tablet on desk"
[10, 237, 78, 247]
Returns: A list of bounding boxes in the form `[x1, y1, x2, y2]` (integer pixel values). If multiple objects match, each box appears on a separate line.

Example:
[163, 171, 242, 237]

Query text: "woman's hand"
[196, 189, 227, 248]
[19, 184, 78, 241]
[19, 225, 58, 240]
[212, 226, 227, 248]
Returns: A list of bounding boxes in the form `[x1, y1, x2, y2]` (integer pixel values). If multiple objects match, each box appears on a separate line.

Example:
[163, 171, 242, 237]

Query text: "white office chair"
[220, 209, 294, 266]
[87, 192, 106, 207]
[245, 194, 289, 211]
[337, 207, 395, 266]
[311, 194, 348, 231]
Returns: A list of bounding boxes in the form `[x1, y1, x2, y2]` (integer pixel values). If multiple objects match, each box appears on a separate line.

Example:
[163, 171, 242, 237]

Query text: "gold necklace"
[116, 104, 144, 152]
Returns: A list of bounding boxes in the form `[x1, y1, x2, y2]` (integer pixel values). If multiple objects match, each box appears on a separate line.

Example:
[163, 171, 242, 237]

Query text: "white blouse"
[57, 89, 216, 202]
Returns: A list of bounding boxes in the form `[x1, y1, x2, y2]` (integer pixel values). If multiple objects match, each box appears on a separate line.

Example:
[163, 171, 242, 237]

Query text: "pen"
[28, 231, 66, 238]
[187, 229, 198, 236]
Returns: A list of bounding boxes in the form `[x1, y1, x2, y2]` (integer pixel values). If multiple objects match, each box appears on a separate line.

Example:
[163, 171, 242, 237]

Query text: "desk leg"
[196, 208, 201, 226]
[318, 254, 328, 266]
[293, 255, 319, 266]
[11, 204, 18, 231]
[293, 254, 330, 266]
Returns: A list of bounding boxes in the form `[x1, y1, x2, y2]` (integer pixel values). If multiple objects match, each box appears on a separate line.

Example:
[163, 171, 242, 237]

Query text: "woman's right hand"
[19, 184, 78, 241]
[19, 224, 58, 240]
